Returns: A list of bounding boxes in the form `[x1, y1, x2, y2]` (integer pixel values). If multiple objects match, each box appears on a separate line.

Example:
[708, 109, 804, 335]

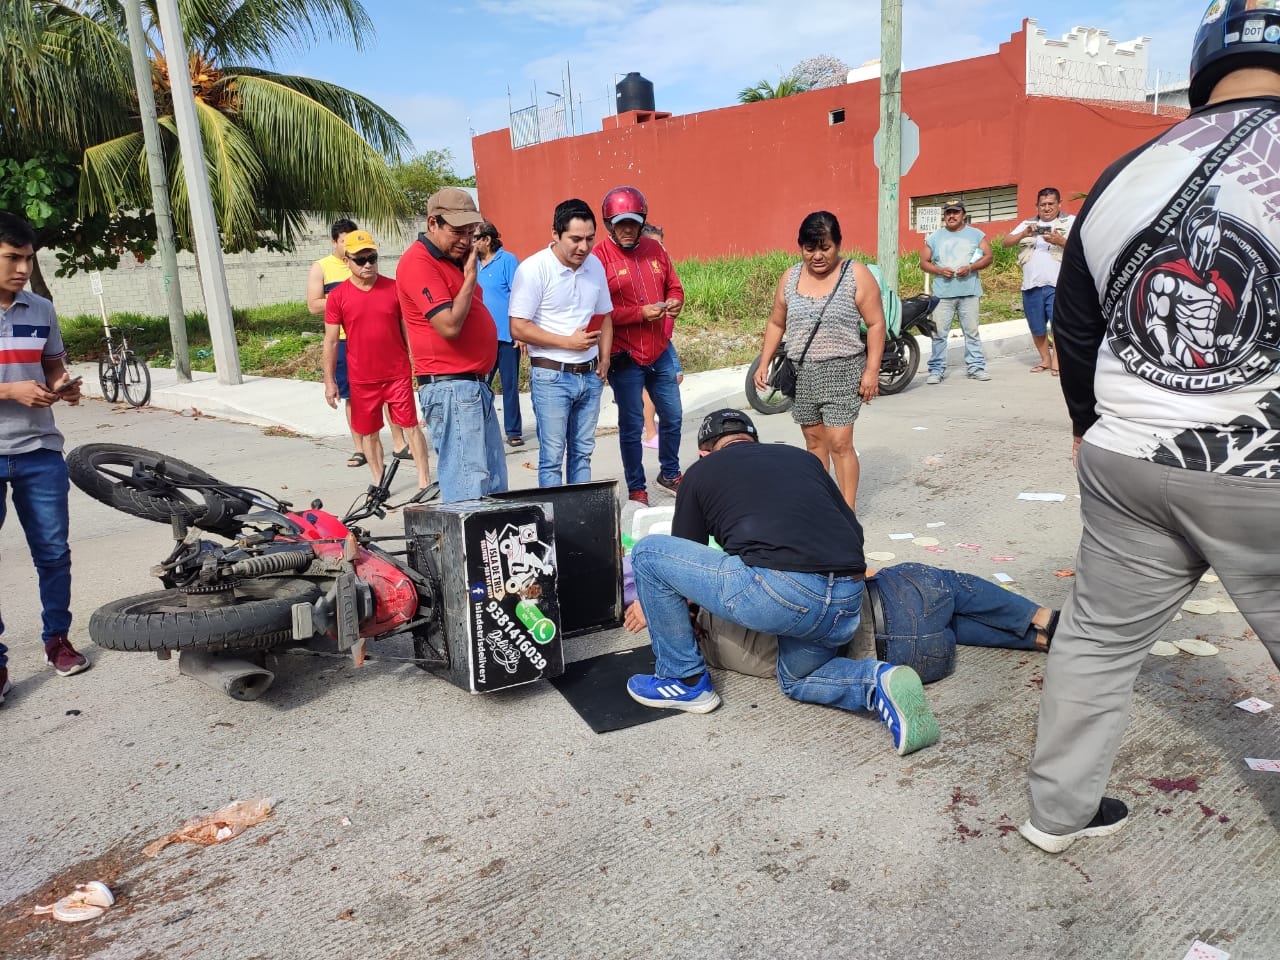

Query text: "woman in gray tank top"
[752, 212, 886, 510]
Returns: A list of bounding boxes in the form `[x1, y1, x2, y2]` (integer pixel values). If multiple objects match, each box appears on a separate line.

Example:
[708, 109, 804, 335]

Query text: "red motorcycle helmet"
[602, 186, 648, 228]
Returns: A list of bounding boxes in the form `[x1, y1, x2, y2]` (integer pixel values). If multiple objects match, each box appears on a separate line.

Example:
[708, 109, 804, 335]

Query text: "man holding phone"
[1002, 187, 1074, 375]
[0, 213, 90, 705]
[510, 199, 614, 487]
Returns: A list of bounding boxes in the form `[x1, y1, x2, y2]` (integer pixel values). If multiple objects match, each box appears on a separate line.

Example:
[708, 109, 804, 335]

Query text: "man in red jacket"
[592, 186, 685, 505]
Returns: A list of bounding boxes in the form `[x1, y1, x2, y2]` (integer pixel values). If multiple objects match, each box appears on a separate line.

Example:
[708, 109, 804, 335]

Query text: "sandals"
[1029, 364, 1050, 374]
[507, 437, 525, 447]
[346, 451, 367, 468]
[393, 446, 413, 460]
[409, 482, 440, 504]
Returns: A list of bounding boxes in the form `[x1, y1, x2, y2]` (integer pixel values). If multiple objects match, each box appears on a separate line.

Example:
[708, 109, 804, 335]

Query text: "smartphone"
[55, 376, 83, 393]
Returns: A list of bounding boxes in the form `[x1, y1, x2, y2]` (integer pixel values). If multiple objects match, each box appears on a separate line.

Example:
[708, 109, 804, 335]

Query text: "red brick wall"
[473, 25, 1181, 264]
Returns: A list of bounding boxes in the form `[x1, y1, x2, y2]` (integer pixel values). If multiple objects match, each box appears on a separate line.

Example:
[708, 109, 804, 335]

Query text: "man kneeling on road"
[626, 408, 941, 756]
[624, 559, 1057, 686]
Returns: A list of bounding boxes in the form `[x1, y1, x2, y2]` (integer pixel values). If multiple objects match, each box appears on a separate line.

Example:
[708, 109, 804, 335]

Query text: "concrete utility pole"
[878, 0, 903, 295]
[154, 0, 242, 384]
[123, 0, 191, 382]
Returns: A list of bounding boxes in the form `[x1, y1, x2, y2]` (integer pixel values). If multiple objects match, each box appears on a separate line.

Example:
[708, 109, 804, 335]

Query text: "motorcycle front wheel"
[90, 578, 322, 653]
[744, 355, 794, 415]
[878, 334, 921, 396]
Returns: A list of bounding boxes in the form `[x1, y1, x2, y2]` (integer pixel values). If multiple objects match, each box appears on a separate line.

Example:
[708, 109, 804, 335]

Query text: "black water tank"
[615, 72, 655, 113]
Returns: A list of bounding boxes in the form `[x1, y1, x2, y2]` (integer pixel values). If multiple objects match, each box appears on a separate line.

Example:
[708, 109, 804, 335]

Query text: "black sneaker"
[1018, 797, 1129, 853]
[0, 665, 10, 705]
[656, 473, 682, 493]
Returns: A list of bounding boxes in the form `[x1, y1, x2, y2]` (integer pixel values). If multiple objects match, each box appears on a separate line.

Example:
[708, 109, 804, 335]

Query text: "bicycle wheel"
[98, 356, 120, 402]
[90, 578, 322, 653]
[120, 353, 151, 407]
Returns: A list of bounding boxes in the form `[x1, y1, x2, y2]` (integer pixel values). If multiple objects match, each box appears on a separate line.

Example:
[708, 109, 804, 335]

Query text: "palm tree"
[737, 76, 810, 104]
[3, 0, 411, 257]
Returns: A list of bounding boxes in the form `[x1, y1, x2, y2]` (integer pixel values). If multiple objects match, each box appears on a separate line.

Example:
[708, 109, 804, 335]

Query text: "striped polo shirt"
[0, 290, 67, 454]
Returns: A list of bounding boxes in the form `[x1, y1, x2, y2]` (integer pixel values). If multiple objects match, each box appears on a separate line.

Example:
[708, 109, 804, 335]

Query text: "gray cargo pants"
[1027, 441, 1280, 834]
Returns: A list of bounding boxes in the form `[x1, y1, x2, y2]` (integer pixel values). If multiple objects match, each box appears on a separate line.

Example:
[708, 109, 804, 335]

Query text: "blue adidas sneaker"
[870, 664, 940, 756]
[626, 671, 722, 714]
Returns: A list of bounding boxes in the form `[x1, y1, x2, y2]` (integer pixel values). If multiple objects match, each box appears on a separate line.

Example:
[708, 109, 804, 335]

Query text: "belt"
[416, 373, 483, 386]
[529, 357, 596, 374]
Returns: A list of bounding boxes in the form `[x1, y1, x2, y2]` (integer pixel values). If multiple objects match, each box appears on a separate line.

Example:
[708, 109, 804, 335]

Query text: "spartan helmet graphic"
[1182, 186, 1222, 276]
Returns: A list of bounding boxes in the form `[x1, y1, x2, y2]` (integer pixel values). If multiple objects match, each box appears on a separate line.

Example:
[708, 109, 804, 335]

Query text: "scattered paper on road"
[866, 551, 896, 563]
[926, 521, 946, 528]
[1183, 941, 1230, 960]
[1054, 569, 1075, 578]
[1235, 697, 1274, 713]
[889, 533, 914, 540]
[955, 543, 981, 551]
[1171, 638, 1219, 657]
[1214, 598, 1238, 614]
[144, 797, 277, 858]
[1182, 599, 1218, 615]
[913, 426, 927, 431]
[1245, 758, 1280, 773]
[912, 536, 940, 547]
[991, 556, 1017, 562]
[924, 545, 948, 554]
[1150, 640, 1180, 656]
[1201, 573, 1220, 583]
[993, 573, 1013, 583]
[1017, 492, 1067, 502]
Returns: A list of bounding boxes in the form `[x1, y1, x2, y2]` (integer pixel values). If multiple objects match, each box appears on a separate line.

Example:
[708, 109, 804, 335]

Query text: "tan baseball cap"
[427, 187, 483, 226]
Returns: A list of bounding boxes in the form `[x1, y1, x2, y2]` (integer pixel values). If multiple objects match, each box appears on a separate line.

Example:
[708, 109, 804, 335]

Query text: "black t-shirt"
[671, 441, 865, 576]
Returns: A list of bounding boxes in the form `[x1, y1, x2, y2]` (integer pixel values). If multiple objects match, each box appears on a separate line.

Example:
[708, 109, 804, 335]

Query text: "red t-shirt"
[325, 276, 411, 384]
[592, 235, 685, 366]
[395, 236, 497, 376]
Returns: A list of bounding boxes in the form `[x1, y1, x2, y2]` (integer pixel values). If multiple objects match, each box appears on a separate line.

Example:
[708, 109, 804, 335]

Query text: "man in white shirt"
[1002, 187, 1074, 374]
[510, 199, 615, 487]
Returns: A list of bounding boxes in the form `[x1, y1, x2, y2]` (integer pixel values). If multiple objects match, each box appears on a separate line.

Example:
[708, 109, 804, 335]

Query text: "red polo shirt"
[592, 235, 684, 366]
[395, 235, 497, 376]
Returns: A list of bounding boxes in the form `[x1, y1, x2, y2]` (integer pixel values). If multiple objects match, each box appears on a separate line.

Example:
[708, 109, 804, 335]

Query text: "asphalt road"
[2, 353, 1277, 960]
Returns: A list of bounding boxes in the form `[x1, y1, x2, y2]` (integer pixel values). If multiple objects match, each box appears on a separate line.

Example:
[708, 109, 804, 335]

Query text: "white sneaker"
[926, 373, 942, 385]
[967, 369, 992, 382]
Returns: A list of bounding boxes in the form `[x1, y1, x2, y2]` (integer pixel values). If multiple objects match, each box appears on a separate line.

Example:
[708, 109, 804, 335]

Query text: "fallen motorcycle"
[745, 291, 939, 415]
[67, 444, 620, 698]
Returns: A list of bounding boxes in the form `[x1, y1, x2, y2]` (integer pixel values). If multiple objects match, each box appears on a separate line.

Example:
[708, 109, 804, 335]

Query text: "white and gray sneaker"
[967, 369, 992, 381]
[926, 372, 943, 385]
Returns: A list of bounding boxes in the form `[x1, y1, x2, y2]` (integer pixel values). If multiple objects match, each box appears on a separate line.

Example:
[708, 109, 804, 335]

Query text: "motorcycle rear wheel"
[878, 333, 921, 396]
[744, 355, 794, 415]
[67, 443, 227, 530]
[90, 578, 322, 653]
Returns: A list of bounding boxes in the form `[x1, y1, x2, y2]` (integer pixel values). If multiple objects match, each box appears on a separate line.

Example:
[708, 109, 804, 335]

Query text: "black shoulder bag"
[769, 259, 851, 399]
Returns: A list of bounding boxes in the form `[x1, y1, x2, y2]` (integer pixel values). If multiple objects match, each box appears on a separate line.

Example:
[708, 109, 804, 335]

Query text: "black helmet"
[1190, 0, 1280, 108]
[697, 408, 758, 450]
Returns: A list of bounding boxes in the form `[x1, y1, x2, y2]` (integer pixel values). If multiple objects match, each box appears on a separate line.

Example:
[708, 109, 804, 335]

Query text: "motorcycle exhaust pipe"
[179, 650, 275, 701]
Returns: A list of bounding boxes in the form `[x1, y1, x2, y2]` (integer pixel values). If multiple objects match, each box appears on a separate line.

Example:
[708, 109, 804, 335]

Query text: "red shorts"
[348, 377, 419, 435]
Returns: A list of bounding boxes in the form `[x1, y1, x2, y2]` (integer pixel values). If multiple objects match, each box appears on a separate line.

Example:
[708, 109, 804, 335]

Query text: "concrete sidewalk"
[69, 319, 1038, 438]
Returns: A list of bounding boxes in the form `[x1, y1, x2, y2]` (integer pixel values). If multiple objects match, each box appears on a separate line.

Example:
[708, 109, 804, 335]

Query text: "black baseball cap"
[698, 408, 758, 449]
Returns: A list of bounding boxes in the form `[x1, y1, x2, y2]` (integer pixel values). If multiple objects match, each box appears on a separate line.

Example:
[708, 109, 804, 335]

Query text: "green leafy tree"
[391, 149, 476, 212]
[0, 0, 412, 295]
[737, 76, 810, 104]
[0, 156, 156, 300]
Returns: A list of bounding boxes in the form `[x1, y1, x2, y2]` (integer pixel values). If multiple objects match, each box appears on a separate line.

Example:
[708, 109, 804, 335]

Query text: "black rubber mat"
[549, 645, 680, 733]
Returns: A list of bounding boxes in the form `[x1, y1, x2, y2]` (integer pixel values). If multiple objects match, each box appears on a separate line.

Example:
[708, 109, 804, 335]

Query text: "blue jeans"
[418, 379, 508, 502]
[873, 562, 1040, 681]
[1021, 285, 1055, 337]
[530, 367, 604, 487]
[928, 295, 985, 375]
[487, 341, 524, 441]
[0, 448, 73, 665]
[608, 343, 683, 492]
[631, 534, 877, 711]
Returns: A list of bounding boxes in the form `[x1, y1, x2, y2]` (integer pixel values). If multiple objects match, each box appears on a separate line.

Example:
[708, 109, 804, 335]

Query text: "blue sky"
[275, 1, 1205, 174]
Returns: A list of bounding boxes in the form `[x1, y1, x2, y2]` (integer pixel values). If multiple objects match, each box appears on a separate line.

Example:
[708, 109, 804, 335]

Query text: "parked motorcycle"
[745, 292, 939, 415]
[67, 443, 445, 670]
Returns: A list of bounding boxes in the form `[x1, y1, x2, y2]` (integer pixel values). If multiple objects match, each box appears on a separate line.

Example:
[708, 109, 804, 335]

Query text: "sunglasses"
[348, 253, 378, 266]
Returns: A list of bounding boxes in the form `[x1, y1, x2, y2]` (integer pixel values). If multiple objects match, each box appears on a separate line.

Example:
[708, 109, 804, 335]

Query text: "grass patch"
[63, 239, 1027, 379]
